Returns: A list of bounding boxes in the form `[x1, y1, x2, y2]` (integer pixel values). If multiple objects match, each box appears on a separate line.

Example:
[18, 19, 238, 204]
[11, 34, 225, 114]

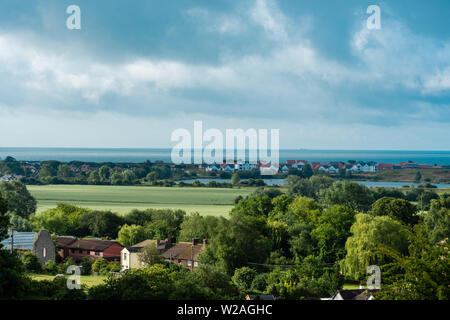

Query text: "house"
[205, 163, 221, 172]
[328, 165, 339, 174]
[1, 230, 55, 266]
[331, 289, 378, 300]
[236, 162, 259, 171]
[221, 164, 235, 173]
[163, 238, 207, 270]
[378, 163, 394, 170]
[121, 239, 172, 270]
[56, 236, 77, 260]
[280, 164, 290, 173]
[286, 160, 306, 169]
[58, 238, 124, 261]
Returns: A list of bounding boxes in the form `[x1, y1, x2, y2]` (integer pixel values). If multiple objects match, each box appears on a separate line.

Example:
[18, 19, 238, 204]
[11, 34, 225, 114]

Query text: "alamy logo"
[66, 265, 81, 290]
[171, 121, 280, 175]
[66, 5, 81, 30]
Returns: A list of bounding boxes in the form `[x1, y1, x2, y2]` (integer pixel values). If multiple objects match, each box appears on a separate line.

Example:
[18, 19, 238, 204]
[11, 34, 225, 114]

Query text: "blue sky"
[0, 0, 449, 149]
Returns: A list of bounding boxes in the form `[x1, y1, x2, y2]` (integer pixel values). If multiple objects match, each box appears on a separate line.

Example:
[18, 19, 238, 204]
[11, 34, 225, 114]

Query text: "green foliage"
[0, 194, 10, 242]
[230, 194, 273, 217]
[88, 265, 174, 300]
[311, 205, 356, 263]
[80, 257, 95, 275]
[118, 224, 150, 247]
[138, 243, 165, 266]
[0, 250, 29, 299]
[8, 213, 32, 232]
[43, 260, 58, 275]
[232, 267, 257, 291]
[79, 210, 123, 238]
[318, 180, 374, 212]
[231, 173, 240, 185]
[286, 175, 334, 199]
[200, 214, 272, 274]
[371, 197, 419, 225]
[341, 214, 409, 279]
[377, 226, 449, 300]
[21, 252, 42, 272]
[0, 180, 37, 218]
[189, 265, 236, 299]
[31, 204, 91, 237]
[178, 213, 220, 242]
[424, 195, 450, 243]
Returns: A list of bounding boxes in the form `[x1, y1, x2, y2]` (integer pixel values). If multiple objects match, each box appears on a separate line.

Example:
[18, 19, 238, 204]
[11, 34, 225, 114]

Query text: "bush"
[44, 260, 58, 275]
[22, 252, 41, 273]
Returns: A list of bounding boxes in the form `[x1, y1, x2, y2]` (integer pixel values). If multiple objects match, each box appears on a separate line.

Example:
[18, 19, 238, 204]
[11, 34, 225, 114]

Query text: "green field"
[28, 185, 254, 217]
[30, 274, 107, 287]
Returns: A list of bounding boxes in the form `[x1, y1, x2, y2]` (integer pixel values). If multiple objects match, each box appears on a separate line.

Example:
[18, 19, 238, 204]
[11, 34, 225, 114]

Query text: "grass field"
[29, 274, 107, 287]
[28, 185, 254, 217]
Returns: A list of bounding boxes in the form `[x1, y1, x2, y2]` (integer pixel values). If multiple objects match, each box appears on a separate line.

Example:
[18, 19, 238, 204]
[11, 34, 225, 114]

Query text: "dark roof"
[56, 236, 77, 248]
[163, 242, 205, 261]
[335, 289, 378, 300]
[131, 239, 172, 251]
[67, 239, 122, 251]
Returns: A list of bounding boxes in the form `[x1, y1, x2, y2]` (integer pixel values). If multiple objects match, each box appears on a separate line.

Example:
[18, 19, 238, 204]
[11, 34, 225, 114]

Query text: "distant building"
[57, 237, 124, 261]
[331, 289, 378, 300]
[1, 230, 55, 266]
[121, 239, 172, 270]
[163, 238, 207, 270]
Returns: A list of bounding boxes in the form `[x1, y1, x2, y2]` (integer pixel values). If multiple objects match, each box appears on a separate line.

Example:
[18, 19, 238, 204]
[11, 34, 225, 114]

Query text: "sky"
[0, 0, 449, 150]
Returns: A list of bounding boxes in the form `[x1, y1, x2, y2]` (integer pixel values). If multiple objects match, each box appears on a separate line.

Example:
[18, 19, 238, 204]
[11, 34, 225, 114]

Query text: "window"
[123, 252, 127, 260]
[43, 248, 46, 258]
[95, 251, 100, 256]
[194, 261, 198, 267]
[187, 260, 192, 266]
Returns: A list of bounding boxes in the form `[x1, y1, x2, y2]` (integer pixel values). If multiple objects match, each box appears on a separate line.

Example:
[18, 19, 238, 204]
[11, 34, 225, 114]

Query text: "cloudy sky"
[0, 0, 449, 150]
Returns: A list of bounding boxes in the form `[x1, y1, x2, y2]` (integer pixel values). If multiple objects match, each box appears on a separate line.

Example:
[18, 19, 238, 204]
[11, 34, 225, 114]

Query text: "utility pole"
[10, 228, 14, 253]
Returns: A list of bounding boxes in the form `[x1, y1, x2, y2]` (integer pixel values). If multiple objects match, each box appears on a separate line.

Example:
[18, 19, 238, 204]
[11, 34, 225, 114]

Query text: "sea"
[1, 148, 450, 165]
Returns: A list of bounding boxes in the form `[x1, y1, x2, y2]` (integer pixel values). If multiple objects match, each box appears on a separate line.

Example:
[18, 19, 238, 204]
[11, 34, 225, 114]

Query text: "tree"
[57, 164, 74, 178]
[87, 171, 101, 185]
[31, 204, 91, 237]
[0, 180, 37, 218]
[0, 195, 10, 241]
[318, 180, 374, 212]
[424, 195, 450, 243]
[78, 210, 124, 238]
[138, 243, 165, 266]
[231, 173, 240, 185]
[311, 205, 356, 263]
[232, 267, 257, 291]
[372, 197, 419, 225]
[415, 171, 422, 182]
[22, 252, 41, 272]
[230, 195, 274, 218]
[99, 166, 111, 182]
[200, 214, 272, 274]
[302, 164, 314, 178]
[377, 226, 449, 300]
[341, 214, 409, 279]
[8, 214, 32, 232]
[118, 224, 150, 247]
[179, 213, 220, 242]
[288, 196, 322, 226]
[88, 265, 174, 300]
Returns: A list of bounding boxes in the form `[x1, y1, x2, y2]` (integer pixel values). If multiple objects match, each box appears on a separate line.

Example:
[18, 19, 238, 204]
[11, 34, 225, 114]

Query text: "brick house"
[57, 237, 124, 261]
[163, 238, 207, 270]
